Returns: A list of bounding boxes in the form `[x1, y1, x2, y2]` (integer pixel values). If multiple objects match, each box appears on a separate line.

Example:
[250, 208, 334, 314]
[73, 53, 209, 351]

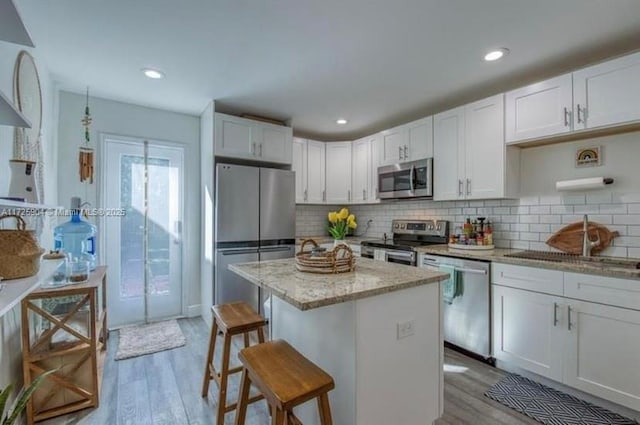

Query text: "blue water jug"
[54, 200, 97, 270]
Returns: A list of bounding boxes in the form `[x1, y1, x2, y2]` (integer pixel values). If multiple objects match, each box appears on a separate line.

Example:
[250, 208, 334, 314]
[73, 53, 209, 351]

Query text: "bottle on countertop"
[464, 218, 473, 238]
[485, 221, 493, 246]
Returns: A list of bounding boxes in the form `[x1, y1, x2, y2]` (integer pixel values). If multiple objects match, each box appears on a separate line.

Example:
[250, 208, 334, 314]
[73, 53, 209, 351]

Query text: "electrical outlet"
[397, 320, 415, 340]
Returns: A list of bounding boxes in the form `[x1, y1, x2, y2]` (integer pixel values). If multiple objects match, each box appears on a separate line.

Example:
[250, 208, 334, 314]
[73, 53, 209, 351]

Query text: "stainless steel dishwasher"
[421, 254, 493, 363]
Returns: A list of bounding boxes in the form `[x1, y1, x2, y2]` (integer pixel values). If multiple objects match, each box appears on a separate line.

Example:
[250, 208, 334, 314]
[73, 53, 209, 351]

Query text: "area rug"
[115, 319, 186, 360]
[485, 373, 639, 425]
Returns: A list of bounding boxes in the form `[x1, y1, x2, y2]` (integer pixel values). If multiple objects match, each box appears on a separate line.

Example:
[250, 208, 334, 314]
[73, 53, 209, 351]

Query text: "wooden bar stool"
[234, 339, 335, 425]
[201, 301, 266, 425]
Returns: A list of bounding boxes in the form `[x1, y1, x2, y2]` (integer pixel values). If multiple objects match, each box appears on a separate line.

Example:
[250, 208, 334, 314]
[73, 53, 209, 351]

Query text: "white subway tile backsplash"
[540, 215, 562, 224]
[562, 194, 586, 205]
[551, 205, 573, 214]
[297, 191, 640, 258]
[529, 205, 551, 214]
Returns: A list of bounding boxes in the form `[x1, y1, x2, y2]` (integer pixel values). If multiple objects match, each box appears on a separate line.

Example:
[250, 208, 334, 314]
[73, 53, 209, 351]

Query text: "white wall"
[0, 40, 58, 391]
[57, 91, 202, 312]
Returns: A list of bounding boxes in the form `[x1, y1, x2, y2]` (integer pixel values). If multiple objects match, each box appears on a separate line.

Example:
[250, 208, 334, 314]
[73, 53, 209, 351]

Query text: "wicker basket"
[0, 214, 44, 280]
[295, 239, 355, 274]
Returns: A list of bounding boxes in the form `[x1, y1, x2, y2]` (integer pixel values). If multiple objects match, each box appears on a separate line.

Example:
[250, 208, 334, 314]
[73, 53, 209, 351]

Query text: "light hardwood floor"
[41, 317, 536, 425]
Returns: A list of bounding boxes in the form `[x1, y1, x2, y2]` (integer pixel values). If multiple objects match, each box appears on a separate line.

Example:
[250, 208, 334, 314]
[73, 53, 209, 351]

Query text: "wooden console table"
[21, 266, 108, 424]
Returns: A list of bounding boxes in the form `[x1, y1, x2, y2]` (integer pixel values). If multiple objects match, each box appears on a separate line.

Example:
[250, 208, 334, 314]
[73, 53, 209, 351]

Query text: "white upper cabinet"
[325, 142, 352, 204]
[407, 116, 434, 161]
[379, 117, 433, 165]
[505, 74, 573, 143]
[306, 140, 326, 204]
[214, 113, 292, 164]
[368, 134, 380, 203]
[465, 94, 505, 200]
[258, 123, 293, 164]
[434, 94, 515, 201]
[573, 51, 640, 131]
[433, 107, 464, 201]
[292, 138, 307, 203]
[352, 137, 371, 203]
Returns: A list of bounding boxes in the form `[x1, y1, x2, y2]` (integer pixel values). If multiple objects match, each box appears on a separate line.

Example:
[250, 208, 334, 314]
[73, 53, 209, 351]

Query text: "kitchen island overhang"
[229, 257, 449, 425]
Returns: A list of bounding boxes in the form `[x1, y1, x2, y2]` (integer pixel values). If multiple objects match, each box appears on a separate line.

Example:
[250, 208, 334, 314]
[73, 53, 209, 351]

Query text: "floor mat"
[485, 373, 638, 425]
[115, 319, 186, 360]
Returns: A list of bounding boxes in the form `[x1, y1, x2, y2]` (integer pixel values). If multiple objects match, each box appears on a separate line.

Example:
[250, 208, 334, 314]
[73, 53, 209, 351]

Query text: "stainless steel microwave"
[377, 158, 433, 200]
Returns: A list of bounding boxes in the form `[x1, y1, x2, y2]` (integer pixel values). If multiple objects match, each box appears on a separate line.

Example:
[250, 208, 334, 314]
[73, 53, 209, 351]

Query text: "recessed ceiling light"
[484, 48, 510, 62]
[336, 119, 348, 125]
[142, 68, 165, 79]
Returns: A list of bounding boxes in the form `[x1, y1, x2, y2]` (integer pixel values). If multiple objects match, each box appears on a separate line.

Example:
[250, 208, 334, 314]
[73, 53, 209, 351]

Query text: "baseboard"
[186, 304, 201, 318]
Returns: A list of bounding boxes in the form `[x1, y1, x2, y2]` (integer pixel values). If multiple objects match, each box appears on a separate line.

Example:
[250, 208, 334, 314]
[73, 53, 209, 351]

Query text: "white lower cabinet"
[564, 300, 640, 410]
[492, 264, 640, 411]
[493, 285, 565, 381]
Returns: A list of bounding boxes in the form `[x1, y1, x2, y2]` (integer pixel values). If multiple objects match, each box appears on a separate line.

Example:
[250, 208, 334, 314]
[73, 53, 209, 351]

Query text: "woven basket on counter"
[0, 214, 44, 280]
[295, 239, 356, 274]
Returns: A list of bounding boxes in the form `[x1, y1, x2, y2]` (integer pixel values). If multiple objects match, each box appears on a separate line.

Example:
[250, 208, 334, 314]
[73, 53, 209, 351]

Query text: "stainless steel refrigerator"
[214, 163, 295, 313]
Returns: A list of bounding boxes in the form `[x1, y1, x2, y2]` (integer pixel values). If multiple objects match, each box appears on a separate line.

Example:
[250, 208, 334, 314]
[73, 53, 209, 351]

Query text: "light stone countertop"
[416, 245, 640, 281]
[229, 257, 449, 311]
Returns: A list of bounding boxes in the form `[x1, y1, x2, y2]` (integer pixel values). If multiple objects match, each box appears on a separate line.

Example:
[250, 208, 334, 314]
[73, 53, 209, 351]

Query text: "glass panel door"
[103, 137, 184, 327]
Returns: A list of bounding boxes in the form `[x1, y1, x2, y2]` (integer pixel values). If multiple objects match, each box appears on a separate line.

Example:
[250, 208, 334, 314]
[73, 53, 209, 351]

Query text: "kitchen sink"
[504, 250, 640, 270]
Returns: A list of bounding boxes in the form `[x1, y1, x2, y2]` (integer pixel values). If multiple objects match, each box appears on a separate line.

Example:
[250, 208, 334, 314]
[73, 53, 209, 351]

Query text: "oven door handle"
[385, 251, 415, 260]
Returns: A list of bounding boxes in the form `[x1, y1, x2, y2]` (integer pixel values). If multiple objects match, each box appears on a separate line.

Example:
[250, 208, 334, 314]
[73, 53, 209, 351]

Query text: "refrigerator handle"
[220, 248, 260, 255]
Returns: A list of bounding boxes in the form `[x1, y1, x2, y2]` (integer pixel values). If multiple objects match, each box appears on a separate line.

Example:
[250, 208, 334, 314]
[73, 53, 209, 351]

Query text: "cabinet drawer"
[564, 272, 640, 311]
[492, 263, 564, 296]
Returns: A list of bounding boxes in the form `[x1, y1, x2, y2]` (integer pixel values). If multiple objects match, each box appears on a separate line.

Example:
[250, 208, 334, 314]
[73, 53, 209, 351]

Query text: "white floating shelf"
[0, 199, 62, 210]
[0, 0, 35, 47]
[0, 89, 31, 128]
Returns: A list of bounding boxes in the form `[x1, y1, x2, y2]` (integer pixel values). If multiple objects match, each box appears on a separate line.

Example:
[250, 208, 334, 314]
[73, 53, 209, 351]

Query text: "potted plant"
[1, 370, 54, 425]
[327, 207, 357, 247]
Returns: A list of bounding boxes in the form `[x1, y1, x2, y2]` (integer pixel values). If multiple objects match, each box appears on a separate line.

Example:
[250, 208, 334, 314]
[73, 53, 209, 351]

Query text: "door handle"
[322, 190, 326, 202]
[404, 145, 408, 160]
[567, 305, 573, 330]
[348, 190, 351, 201]
[466, 179, 471, 195]
[576, 104, 584, 124]
[553, 302, 559, 327]
[221, 248, 259, 255]
[409, 164, 416, 193]
[304, 189, 308, 201]
[252, 143, 256, 155]
[363, 189, 366, 200]
[398, 146, 403, 160]
[458, 180, 463, 196]
[563, 107, 570, 127]
[260, 247, 292, 253]
[455, 267, 487, 275]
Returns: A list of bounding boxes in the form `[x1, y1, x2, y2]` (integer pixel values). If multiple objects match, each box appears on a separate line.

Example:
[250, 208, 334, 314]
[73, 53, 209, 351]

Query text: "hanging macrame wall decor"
[79, 88, 94, 183]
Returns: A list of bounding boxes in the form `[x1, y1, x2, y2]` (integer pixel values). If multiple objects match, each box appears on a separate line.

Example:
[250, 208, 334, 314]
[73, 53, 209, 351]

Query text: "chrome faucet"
[582, 215, 601, 257]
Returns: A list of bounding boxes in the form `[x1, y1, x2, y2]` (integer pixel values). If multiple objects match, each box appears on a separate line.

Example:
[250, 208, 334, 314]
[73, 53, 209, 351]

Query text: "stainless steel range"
[361, 219, 449, 266]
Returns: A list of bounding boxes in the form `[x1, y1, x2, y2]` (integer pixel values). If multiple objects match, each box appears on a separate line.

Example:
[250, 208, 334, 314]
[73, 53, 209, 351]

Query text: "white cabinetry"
[573, 51, 640, 131]
[379, 117, 433, 165]
[292, 138, 326, 204]
[352, 137, 371, 203]
[492, 263, 640, 411]
[325, 142, 352, 204]
[214, 113, 292, 164]
[292, 138, 307, 203]
[505, 74, 573, 143]
[493, 285, 565, 381]
[434, 94, 515, 201]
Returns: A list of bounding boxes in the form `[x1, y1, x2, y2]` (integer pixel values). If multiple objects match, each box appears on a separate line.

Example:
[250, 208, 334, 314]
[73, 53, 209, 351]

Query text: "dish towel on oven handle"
[440, 264, 462, 304]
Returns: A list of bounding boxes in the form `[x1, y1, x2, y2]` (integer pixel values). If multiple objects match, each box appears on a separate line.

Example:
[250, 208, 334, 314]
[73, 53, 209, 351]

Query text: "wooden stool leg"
[271, 408, 285, 425]
[234, 369, 252, 425]
[216, 333, 233, 425]
[201, 319, 219, 397]
[317, 393, 333, 425]
[257, 326, 265, 343]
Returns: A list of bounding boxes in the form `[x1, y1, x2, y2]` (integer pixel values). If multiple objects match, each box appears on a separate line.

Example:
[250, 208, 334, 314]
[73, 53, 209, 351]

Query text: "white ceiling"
[16, 0, 640, 140]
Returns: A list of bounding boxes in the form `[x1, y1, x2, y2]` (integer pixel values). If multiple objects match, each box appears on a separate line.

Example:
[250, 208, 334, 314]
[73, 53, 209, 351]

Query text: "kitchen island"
[229, 257, 449, 425]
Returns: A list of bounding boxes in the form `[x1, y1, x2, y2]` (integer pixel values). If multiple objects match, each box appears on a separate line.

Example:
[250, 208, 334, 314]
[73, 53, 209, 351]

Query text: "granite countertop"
[229, 257, 449, 311]
[416, 245, 640, 281]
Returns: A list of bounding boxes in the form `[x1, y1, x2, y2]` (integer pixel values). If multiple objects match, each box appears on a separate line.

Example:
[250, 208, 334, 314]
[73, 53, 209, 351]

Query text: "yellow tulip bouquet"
[327, 207, 357, 240]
